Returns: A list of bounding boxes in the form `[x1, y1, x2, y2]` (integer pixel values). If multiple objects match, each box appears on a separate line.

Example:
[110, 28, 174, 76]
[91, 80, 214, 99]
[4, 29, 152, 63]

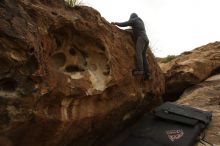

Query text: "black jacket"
[115, 17, 148, 41]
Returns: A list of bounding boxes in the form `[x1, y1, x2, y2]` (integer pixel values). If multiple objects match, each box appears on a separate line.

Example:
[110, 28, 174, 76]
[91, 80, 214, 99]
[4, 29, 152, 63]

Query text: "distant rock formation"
[178, 74, 220, 146]
[158, 42, 220, 146]
[0, 0, 165, 146]
[159, 42, 220, 101]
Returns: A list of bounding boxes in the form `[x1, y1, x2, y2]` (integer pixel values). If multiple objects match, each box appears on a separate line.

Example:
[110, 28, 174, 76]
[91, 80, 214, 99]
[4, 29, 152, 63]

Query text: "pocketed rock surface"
[0, 0, 165, 146]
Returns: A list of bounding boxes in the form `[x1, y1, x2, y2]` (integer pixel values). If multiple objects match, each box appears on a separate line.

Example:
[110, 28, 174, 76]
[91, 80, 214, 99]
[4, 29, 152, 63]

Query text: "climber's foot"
[144, 73, 152, 80]
[132, 69, 145, 76]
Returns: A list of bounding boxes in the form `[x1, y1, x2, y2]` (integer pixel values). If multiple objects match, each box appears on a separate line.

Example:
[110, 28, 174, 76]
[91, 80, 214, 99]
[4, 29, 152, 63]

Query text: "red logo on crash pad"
[166, 129, 184, 142]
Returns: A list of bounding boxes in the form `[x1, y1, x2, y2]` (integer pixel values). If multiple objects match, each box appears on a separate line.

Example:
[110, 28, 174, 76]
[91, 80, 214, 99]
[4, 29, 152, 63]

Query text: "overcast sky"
[81, 0, 220, 57]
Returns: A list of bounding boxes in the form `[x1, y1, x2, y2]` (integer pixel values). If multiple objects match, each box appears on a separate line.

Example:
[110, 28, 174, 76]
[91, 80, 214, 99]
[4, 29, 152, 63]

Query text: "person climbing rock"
[112, 13, 150, 80]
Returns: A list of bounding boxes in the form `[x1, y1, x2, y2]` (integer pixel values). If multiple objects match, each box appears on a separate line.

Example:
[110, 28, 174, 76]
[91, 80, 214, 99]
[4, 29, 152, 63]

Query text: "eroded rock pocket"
[52, 52, 66, 68]
[0, 58, 10, 74]
[0, 78, 18, 92]
[65, 65, 84, 73]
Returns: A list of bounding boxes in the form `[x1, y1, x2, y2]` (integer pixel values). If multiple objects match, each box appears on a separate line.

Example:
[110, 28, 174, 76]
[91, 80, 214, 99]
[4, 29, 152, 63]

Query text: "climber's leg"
[142, 40, 151, 80]
[132, 37, 145, 75]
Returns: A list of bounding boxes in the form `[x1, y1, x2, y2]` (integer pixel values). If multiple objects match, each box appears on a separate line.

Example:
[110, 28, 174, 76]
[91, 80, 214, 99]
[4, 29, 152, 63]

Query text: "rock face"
[0, 0, 165, 146]
[160, 42, 220, 101]
[178, 74, 220, 146]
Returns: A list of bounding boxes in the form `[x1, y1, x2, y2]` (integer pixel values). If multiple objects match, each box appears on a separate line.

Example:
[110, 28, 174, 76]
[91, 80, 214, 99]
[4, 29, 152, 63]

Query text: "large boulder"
[178, 74, 220, 146]
[0, 0, 165, 146]
[160, 42, 220, 101]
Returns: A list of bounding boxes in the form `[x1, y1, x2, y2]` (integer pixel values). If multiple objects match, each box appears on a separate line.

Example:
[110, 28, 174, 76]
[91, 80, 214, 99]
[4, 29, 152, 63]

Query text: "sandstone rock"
[159, 42, 220, 101]
[0, 0, 165, 146]
[177, 74, 220, 146]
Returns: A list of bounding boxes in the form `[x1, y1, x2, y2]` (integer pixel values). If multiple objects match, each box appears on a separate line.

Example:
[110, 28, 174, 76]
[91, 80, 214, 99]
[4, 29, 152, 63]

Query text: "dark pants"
[135, 36, 149, 74]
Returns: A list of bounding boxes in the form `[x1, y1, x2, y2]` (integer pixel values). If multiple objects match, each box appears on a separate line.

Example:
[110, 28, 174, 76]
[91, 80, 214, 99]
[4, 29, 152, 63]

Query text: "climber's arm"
[112, 19, 135, 27]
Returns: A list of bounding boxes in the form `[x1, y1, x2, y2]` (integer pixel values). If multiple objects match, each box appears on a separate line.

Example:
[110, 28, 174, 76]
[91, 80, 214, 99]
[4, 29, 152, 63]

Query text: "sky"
[80, 0, 220, 57]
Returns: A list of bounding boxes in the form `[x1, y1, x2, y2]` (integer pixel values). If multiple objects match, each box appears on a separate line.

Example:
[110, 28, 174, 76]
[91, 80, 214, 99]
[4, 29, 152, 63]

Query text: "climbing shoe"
[144, 73, 152, 80]
[132, 69, 145, 76]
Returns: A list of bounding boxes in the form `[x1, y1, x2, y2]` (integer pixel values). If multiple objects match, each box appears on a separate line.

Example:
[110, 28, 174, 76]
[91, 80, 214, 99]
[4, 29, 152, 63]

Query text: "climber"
[112, 13, 150, 80]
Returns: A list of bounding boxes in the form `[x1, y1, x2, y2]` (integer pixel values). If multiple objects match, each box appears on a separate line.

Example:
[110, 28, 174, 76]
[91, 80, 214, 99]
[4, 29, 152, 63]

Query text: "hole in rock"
[26, 55, 39, 74]
[52, 26, 71, 49]
[100, 46, 106, 51]
[210, 66, 220, 76]
[0, 59, 10, 74]
[0, 113, 10, 125]
[55, 35, 62, 48]
[0, 78, 18, 92]
[96, 43, 106, 51]
[0, 96, 8, 105]
[51, 12, 57, 16]
[103, 71, 109, 76]
[29, 48, 34, 54]
[69, 48, 76, 55]
[103, 65, 110, 75]
[52, 52, 66, 67]
[41, 41, 44, 48]
[65, 65, 84, 72]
